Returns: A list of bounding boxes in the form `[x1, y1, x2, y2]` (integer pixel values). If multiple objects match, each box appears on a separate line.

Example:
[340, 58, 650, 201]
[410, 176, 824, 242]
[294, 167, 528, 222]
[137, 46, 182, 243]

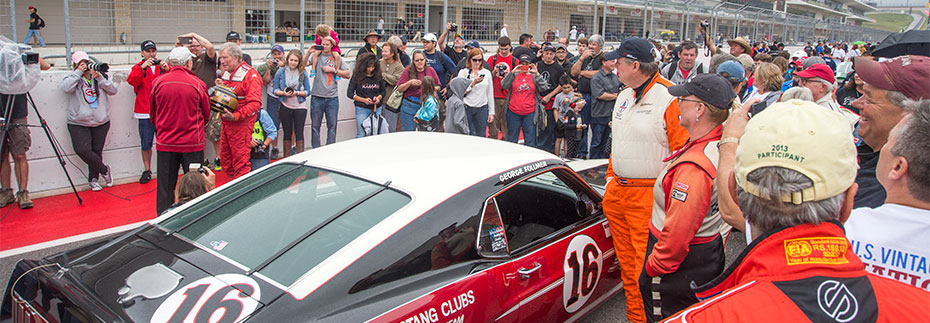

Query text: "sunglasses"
[414, 58, 426, 62]
[676, 97, 703, 105]
[471, 58, 483, 62]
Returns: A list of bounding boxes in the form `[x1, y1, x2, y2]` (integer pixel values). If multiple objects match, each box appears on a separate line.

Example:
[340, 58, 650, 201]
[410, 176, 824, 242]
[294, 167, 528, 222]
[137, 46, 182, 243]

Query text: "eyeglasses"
[676, 97, 703, 105]
[414, 58, 426, 62]
[471, 58, 483, 62]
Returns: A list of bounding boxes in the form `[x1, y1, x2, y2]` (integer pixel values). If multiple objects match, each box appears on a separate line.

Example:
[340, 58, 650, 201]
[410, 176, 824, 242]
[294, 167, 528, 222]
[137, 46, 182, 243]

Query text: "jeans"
[265, 94, 281, 131]
[138, 118, 156, 151]
[589, 117, 611, 159]
[250, 157, 270, 171]
[506, 109, 537, 147]
[355, 106, 381, 138]
[382, 107, 399, 132]
[23, 29, 45, 46]
[579, 93, 593, 157]
[465, 104, 489, 137]
[67, 122, 110, 181]
[310, 96, 339, 148]
[536, 109, 556, 151]
[400, 97, 421, 131]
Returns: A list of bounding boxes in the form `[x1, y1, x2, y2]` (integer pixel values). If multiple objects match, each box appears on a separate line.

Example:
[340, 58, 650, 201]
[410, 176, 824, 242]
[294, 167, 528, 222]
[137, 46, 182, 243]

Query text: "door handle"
[517, 262, 541, 280]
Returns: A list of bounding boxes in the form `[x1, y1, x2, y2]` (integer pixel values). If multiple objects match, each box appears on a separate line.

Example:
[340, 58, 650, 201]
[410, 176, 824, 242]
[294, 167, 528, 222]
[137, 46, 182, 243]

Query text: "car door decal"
[151, 274, 261, 323]
[563, 234, 602, 313]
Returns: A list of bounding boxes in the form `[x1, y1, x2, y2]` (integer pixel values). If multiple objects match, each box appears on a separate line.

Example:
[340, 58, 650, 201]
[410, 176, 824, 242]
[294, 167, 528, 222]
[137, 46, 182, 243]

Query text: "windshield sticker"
[563, 234, 603, 313]
[489, 226, 507, 252]
[210, 240, 228, 251]
[152, 274, 261, 323]
[497, 161, 548, 184]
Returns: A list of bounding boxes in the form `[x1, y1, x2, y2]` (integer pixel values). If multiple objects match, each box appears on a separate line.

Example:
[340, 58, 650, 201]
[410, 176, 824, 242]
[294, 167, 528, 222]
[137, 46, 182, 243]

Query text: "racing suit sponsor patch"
[784, 237, 849, 266]
[671, 189, 687, 202]
[674, 182, 690, 191]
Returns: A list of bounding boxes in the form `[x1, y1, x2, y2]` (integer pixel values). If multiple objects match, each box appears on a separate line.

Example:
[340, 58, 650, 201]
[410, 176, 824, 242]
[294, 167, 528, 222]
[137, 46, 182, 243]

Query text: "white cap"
[422, 33, 438, 42]
[168, 46, 195, 64]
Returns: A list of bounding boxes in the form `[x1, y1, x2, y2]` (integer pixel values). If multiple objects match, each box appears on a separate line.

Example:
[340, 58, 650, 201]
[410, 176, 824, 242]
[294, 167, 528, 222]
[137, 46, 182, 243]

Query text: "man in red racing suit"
[217, 43, 262, 179]
[666, 100, 930, 322]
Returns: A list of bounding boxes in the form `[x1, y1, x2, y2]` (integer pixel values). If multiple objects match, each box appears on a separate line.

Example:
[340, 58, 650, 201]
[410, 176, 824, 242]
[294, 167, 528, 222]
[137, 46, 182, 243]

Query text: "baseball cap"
[854, 55, 930, 101]
[271, 44, 285, 53]
[465, 40, 481, 49]
[422, 33, 438, 42]
[168, 46, 195, 62]
[542, 44, 556, 52]
[795, 64, 835, 84]
[518, 54, 534, 63]
[802, 56, 826, 70]
[717, 60, 746, 83]
[604, 37, 654, 62]
[668, 74, 735, 110]
[71, 51, 89, 64]
[735, 99, 856, 204]
[736, 54, 754, 70]
[141, 40, 156, 51]
[226, 31, 241, 41]
[28, 6, 34, 9]
[553, 43, 567, 51]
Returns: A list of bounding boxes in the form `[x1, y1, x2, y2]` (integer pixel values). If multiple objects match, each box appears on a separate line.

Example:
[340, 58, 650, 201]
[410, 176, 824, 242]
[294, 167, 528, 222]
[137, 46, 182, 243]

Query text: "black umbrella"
[871, 29, 930, 58]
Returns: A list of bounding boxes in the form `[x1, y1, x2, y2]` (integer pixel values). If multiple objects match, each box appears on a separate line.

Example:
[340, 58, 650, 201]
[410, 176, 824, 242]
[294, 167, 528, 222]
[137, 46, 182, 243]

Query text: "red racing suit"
[640, 125, 728, 322]
[220, 62, 262, 179]
[664, 222, 930, 322]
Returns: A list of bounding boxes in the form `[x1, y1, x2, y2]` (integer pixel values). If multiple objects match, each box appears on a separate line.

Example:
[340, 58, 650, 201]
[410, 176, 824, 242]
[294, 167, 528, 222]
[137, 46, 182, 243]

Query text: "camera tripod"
[1, 92, 83, 205]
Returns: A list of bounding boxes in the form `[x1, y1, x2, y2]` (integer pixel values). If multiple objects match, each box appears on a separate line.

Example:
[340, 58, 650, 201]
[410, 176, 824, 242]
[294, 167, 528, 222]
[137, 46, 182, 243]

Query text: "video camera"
[0, 36, 40, 94]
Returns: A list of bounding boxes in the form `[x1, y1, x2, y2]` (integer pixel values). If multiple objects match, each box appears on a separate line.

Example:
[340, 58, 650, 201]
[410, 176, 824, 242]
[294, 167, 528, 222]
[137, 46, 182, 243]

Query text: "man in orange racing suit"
[601, 37, 690, 323]
[217, 42, 262, 179]
[666, 100, 930, 322]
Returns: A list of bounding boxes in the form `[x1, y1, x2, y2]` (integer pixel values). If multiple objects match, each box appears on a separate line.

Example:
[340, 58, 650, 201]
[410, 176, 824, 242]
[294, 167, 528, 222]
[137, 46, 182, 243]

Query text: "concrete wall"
[18, 66, 359, 197]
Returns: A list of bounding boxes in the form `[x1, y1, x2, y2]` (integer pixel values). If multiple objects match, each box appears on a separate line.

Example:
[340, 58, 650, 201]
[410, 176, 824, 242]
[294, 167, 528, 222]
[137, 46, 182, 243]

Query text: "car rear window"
[160, 163, 411, 286]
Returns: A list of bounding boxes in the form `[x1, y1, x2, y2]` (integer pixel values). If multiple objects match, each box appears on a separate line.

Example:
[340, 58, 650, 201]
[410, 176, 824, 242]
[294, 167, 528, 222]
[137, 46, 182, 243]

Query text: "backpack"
[664, 60, 704, 81]
[37, 16, 45, 28]
[362, 113, 390, 136]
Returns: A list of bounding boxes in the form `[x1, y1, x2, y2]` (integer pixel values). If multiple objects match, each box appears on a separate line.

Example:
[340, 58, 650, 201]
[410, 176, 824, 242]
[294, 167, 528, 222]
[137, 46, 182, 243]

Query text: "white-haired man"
[150, 47, 211, 215]
[668, 100, 930, 322]
[216, 42, 263, 179]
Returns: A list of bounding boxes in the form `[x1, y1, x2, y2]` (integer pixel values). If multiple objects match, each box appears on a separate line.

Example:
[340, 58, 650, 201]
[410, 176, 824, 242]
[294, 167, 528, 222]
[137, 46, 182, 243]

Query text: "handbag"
[385, 87, 403, 113]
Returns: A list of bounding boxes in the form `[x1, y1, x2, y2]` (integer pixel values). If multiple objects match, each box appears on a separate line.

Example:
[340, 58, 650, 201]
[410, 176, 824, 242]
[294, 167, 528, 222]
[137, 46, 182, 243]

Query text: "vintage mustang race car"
[3, 133, 622, 323]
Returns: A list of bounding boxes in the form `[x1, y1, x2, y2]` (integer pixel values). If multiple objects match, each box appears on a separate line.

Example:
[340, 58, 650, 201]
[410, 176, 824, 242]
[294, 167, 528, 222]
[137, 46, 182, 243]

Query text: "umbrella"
[851, 41, 867, 46]
[871, 29, 930, 58]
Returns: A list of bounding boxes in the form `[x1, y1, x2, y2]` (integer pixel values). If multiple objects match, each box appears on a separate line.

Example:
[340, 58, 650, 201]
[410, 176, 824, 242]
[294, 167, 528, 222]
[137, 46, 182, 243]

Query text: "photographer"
[501, 54, 548, 147]
[700, 22, 750, 58]
[438, 22, 468, 66]
[150, 47, 211, 215]
[254, 44, 286, 158]
[127, 40, 169, 184]
[162, 166, 216, 215]
[59, 51, 117, 192]
[0, 53, 49, 209]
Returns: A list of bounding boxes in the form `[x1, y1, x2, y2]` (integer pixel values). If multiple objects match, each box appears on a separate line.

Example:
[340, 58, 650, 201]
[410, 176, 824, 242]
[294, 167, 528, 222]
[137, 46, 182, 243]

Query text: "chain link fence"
[5, 0, 894, 64]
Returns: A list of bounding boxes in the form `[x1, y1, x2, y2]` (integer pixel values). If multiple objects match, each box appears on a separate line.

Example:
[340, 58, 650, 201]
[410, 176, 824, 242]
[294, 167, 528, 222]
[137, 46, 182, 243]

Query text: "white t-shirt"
[456, 68, 495, 115]
[377, 18, 384, 30]
[500, 27, 509, 38]
[570, 29, 578, 40]
[845, 204, 930, 291]
[833, 48, 846, 60]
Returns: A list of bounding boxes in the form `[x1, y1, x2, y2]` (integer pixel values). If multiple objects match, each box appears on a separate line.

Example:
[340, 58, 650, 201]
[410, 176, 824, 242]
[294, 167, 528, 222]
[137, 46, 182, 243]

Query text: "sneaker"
[89, 179, 103, 191]
[139, 170, 152, 184]
[102, 164, 113, 187]
[0, 188, 14, 208]
[16, 190, 33, 209]
[213, 158, 222, 171]
[270, 147, 280, 160]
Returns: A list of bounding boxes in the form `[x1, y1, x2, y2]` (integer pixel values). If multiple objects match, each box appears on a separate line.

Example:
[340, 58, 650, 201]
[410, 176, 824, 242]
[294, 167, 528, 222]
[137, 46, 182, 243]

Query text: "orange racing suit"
[220, 62, 263, 179]
[603, 73, 689, 323]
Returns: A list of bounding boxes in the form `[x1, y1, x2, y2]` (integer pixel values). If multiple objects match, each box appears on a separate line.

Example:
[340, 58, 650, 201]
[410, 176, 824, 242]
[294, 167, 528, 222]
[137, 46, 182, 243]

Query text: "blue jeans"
[23, 29, 45, 46]
[506, 109, 537, 147]
[265, 94, 281, 132]
[382, 107, 399, 132]
[138, 118, 156, 151]
[465, 104, 489, 137]
[355, 106, 381, 138]
[579, 93, 593, 157]
[250, 157, 270, 171]
[310, 96, 339, 148]
[536, 109, 556, 151]
[589, 117, 611, 159]
[400, 97, 421, 131]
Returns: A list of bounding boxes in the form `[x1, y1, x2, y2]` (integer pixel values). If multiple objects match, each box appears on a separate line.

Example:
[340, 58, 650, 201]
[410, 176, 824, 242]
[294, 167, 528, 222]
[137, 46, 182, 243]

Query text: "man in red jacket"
[150, 47, 211, 215]
[127, 40, 169, 184]
[667, 100, 930, 322]
[216, 42, 262, 179]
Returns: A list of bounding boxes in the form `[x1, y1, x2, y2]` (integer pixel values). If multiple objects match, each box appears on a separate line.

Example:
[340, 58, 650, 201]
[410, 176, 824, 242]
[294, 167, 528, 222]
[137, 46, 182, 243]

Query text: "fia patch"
[674, 182, 690, 191]
[671, 189, 688, 202]
[784, 237, 849, 266]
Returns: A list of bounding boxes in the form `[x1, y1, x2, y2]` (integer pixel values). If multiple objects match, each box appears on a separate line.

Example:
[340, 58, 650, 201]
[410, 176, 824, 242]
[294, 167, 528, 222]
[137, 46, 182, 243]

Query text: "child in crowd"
[314, 24, 342, 55]
[416, 76, 440, 132]
[553, 75, 586, 158]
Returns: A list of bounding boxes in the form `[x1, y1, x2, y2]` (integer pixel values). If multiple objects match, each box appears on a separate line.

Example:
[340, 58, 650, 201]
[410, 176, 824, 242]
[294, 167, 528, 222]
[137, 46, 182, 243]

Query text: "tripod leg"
[25, 93, 82, 205]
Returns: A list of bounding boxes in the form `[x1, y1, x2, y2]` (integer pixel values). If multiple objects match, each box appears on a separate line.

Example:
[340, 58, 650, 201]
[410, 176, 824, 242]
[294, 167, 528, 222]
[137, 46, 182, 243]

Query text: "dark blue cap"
[465, 40, 481, 49]
[604, 37, 655, 62]
[141, 40, 156, 51]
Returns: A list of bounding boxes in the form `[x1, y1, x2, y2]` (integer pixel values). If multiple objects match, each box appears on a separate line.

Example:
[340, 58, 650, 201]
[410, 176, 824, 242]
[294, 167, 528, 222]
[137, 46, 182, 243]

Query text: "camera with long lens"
[21, 52, 39, 65]
[449, 23, 458, 32]
[86, 61, 109, 73]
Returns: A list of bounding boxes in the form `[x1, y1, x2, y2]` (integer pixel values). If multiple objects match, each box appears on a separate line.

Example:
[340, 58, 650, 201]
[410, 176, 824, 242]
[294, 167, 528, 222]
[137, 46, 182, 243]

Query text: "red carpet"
[0, 171, 236, 252]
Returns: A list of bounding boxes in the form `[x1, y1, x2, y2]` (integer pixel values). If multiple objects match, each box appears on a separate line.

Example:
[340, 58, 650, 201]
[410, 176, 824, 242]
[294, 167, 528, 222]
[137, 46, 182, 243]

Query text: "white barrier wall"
[19, 67, 359, 197]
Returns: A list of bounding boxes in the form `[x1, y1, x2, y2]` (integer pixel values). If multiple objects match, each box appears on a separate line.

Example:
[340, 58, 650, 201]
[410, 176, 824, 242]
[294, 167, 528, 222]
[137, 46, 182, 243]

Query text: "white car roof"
[278, 132, 558, 298]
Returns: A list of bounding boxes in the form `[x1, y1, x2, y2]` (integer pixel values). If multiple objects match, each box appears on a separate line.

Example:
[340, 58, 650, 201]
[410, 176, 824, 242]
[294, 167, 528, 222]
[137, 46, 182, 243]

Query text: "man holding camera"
[216, 42, 262, 179]
[255, 44, 285, 159]
[439, 22, 467, 66]
[700, 22, 749, 58]
[128, 40, 169, 184]
[0, 94, 34, 209]
[150, 47, 211, 215]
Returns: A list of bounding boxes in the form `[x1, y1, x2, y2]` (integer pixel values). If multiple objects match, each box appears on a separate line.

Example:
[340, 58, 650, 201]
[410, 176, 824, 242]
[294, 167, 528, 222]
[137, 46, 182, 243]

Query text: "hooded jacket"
[444, 77, 469, 134]
[59, 69, 118, 127]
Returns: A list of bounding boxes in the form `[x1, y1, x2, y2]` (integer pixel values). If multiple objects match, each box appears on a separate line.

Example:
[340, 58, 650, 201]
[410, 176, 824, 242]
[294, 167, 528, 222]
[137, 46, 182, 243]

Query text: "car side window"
[479, 168, 600, 254]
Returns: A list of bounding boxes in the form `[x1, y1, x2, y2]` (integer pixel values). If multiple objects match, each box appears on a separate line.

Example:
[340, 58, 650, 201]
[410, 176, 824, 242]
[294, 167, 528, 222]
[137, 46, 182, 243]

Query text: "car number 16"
[562, 234, 602, 313]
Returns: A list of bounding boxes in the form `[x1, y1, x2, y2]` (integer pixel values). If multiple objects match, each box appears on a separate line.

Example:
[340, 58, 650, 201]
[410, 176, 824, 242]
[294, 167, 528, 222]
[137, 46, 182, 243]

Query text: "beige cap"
[736, 54, 754, 71]
[735, 99, 856, 204]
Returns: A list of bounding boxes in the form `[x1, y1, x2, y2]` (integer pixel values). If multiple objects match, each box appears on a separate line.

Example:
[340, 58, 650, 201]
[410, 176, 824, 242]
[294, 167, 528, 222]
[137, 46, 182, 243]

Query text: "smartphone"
[750, 101, 767, 117]
[518, 65, 530, 71]
[179, 37, 194, 45]
[314, 45, 324, 51]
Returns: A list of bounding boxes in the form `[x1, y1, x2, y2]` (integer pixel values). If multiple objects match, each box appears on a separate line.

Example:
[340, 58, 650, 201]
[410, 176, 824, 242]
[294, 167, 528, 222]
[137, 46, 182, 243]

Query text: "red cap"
[28, 5, 34, 9]
[795, 64, 835, 84]
[854, 55, 930, 101]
